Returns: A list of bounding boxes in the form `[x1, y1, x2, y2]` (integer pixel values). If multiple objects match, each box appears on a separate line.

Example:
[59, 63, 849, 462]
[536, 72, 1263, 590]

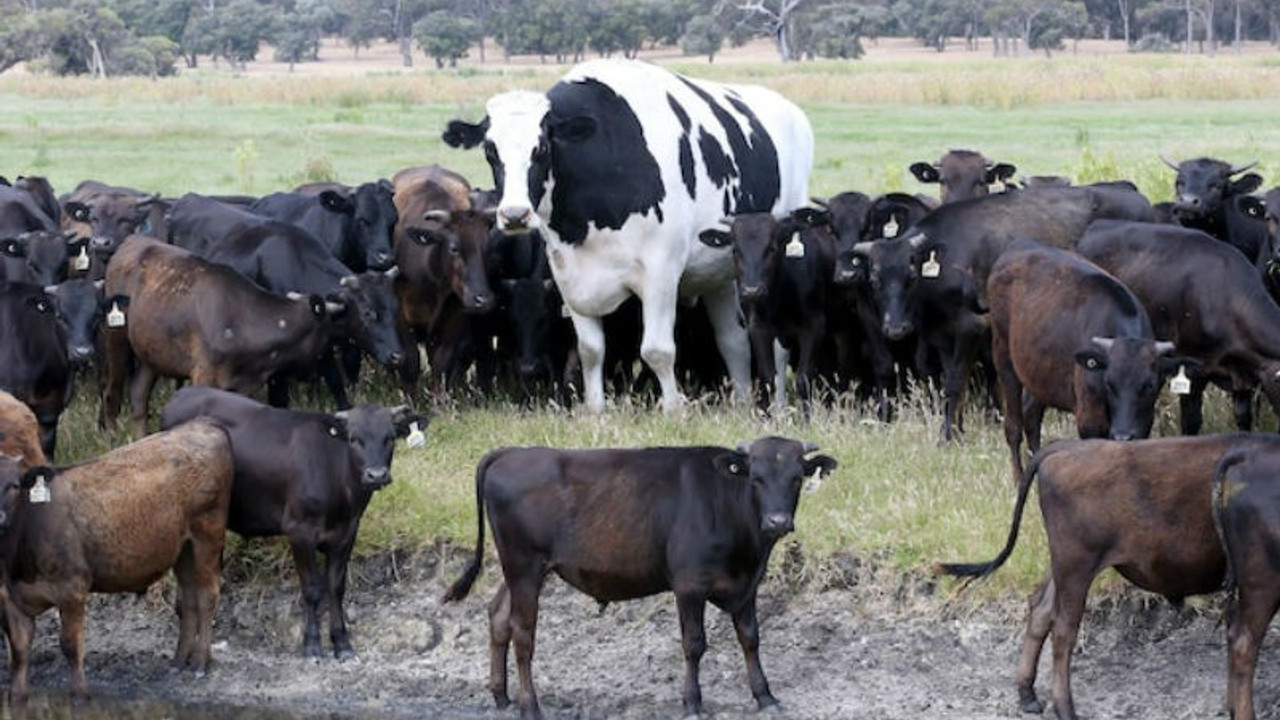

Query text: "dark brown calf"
[937, 434, 1261, 720]
[909, 149, 1016, 203]
[443, 437, 837, 720]
[1, 421, 233, 703]
[1212, 438, 1280, 720]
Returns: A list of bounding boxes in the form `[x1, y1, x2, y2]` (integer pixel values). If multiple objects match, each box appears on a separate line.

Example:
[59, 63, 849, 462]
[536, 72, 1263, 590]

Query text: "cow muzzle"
[760, 513, 795, 538]
[498, 205, 536, 232]
[362, 466, 391, 488]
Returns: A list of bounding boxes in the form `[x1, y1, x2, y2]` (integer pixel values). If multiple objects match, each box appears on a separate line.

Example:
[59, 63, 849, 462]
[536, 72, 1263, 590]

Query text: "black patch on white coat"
[678, 78, 782, 216]
[667, 94, 698, 202]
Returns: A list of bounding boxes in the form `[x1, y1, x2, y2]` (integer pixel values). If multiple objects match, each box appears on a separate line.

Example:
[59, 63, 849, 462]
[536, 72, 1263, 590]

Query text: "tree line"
[2, 0, 1279, 78]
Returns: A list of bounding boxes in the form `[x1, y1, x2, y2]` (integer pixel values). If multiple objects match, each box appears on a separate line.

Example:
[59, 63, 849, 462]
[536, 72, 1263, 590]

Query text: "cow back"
[0, 391, 46, 469]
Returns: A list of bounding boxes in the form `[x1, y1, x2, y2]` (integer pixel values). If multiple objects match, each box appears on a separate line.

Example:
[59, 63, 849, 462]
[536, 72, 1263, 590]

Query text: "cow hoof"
[335, 649, 360, 663]
[760, 702, 785, 715]
[1020, 698, 1045, 714]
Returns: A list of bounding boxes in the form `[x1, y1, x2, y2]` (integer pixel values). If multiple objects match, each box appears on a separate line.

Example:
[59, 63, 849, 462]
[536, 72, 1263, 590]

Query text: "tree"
[588, 0, 648, 58]
[805, 1, 869, 59]
[681, 12, 724, 60]
[412, 9, 478, 67]
[720, 0, 809, 60]
[273, 0, 336, 67]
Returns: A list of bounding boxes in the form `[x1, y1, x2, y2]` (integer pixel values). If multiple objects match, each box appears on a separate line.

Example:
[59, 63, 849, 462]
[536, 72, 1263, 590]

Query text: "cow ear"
[553, 115, 597, 144]
[713, 451, 749, 479]
[1232, 173, 1264, 196]
[910, 162, 940, 184]
[1238, 195, 1266, 220]
[698, 228, 733, 249]
[986, 163, 1018, 184]
[323, 416, 348, 441]
[442, 118, 490, 149]
[103, 293, 129, 312]
[20, 467, 52, 490]
[318, 190, 354, 215]
[1159, 356, 1202, 378]
[64, 201, 91, 223]
[391, 408, 428, 438]
[1074, 348, 1107, 372]
[0, 238, 23, 258]
[803, 455, 838, 479]
[25, 292, 53, 315]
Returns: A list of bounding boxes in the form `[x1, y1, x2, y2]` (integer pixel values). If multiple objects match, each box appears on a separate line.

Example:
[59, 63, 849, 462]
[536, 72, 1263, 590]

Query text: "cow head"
[500, 277, 561, 379]
[840, 234, 936, 340]
[444, 91, 561, 234]
[1, 230, 70, 286]
[1074, 337, 1179, 441]
[910, 150, 1016, 204]
[331, 405, 427, 489]
[45, 278, 106, 367]
[0, 459, 48, 530]
[63, 192, 159, 259]
[698, 213, 783, 302]
[1163, 156, 1262, 225]
[332, 271, 406, 370]
[405, 208, 496, 313]
[351, 180, 398, 271]
[714, 437, 838, 539]
[810, 192, 871, 257]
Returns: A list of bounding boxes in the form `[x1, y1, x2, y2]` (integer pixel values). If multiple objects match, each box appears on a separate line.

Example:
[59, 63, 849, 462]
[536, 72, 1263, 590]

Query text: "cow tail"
[932, 445, 1045, 579]
[1212, 448, 1250, 595]
[442, 450, 498, 603]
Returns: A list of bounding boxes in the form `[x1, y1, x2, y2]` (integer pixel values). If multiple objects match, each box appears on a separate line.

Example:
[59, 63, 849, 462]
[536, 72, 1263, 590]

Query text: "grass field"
[5, 47, 1277, 601]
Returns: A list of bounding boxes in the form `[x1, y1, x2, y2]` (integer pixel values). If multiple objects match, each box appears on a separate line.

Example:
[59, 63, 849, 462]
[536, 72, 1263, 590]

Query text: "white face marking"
[485, 91, 551, 230]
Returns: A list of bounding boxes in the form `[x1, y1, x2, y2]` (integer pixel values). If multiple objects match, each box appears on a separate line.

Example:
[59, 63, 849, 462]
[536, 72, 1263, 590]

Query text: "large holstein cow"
[0, 421, 234, 703]
[443, 437, 837, 720]
[443, 58, 814, 413]
[936, 434, 1265, 720]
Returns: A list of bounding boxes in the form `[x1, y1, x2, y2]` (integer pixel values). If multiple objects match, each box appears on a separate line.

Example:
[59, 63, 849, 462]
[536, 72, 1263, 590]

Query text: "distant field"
[7, 48, 1278, 601]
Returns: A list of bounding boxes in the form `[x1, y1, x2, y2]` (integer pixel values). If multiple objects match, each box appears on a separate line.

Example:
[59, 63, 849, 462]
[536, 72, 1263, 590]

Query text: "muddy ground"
[8, 547, 1279, 720]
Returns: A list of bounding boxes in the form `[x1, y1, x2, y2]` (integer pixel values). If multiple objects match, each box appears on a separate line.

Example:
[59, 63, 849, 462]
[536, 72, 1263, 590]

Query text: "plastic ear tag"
[107, 302, 126, 328]
[74, 246, 90, 271]
[29, 476, 50, 504]
[921, 251, 941, 278]
[883, 217, 900, 238]
[405, 421, 426, 449]
[560, 304, 572, 318]
[785, 233, 805, 258]
[803, 468, 825, 494]
[1170, 365, 1191, 395]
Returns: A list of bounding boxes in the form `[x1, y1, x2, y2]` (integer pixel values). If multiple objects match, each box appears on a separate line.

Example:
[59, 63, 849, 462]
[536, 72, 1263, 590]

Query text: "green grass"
[16, 52, 1279, 604]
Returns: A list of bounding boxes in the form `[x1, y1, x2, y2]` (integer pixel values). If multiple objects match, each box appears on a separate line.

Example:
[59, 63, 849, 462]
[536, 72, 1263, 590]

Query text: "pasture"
[3, 48, 1278, 603]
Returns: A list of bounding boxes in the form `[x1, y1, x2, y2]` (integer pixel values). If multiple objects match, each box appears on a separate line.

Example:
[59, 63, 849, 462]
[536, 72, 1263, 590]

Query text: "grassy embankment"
[2, 51, 1277, 605]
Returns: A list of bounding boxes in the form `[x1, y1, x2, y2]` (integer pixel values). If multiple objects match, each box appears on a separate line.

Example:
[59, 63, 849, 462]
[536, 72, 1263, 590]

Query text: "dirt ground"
[7, 547, 1276, 720]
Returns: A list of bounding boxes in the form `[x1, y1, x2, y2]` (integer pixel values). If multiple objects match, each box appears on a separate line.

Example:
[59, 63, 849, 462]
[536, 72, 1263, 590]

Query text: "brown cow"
[909, 149, 1017, 203]
[936, 434, 1263, 720]
[100, 235, 339, 432]
[0, 390, 46, 469]
[1211, 437, 1280, 720]
[1, 420, 234, 703]
[61, 180, 165, 279]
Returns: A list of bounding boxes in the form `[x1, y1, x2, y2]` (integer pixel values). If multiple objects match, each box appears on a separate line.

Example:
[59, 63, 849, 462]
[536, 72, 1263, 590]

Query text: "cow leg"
[569, 312, 608, 413]
[98, 325, 130, 431]
[702, 283, 752, 406]
[637, 290, 683, 414]
[747, 321, 777, 416]
[1178, 375, 1211, 435]
[507, 576, 544, 720]
[1023, 395, 1047, 453]
[1048, 570, 1091, 720]
[937, 327, 976, 443]
[57, 599, 89, 698]
[1227, 585, 1277, 720]
[1015, 576, 1054, 714]
[174, 535, 222, 673]
[317, 350, 352, 410]
[731, 596, 779, 712]
[289, 540, 326, 659]
[325, 540, 358, 661]
[1230, 387, 1255, 432]
[127, 363, 157, 435]
[993, 333, 1024, 484]
[675, 593, 708, 719]
[6, 605, 36, 704]
[488, 583, 513, 709]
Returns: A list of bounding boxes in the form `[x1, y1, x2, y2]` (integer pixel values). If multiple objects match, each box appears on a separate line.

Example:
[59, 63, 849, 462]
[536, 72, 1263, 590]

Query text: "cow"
[99, 235, 340, 432]
[443, 436, 837, 720]
[936, 434, 1264, 720]
[0, 229, 71, 285]
[389, 165, 497, 399]
[160, 387, 424, 660]
[45, 277, 107, 369]
[842, 185, 1155, 442]
[251, 179, 398, 272]
[0, 183, 60, 237]
[987, 239, 1178, 483]
[0, 420, 234, 703]
[7, 176, 61, 229]
[1077, 219, 1280, 435]
[0, 282, 72, 459]
[1237, 187, 1280, 303]
[0, 390, 46, 469]
[698, 210, 848, 421]
[1211, 438, 1280, 720]
[443, 58, 814, 413]
[909, 149, 1017, 203]
[61, 180, 166, 278]
[1162, 156, 1267, 261]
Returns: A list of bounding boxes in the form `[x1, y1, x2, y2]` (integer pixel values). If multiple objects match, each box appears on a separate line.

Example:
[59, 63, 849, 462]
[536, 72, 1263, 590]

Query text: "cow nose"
[761, 513, 794, 537]
[386, 351, 404, 368]
[1110, 431, 1136, 442]
[518, 360, 541, 376]
[91, 236, 112, 250]
[70, 345, 94, 362]
[471, 294, 494, 312]
[883, 321, 912, 341]
[371, 253, 394, 270]
[741, 285, 765, 299]
[499, 206, 531, 229]
[362, 466, 391, 487]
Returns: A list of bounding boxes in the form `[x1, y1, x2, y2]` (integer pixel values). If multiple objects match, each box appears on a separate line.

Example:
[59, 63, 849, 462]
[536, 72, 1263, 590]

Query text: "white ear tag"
[560, 304, 572, 318]
[1169, 365, 1191, 395]
[29, 476, 50, 504]
[803, 467, 825, 494]
[107, 302, 126, 328]
[785, 233, 805, 258]
[405, 421, 426, 448]
[883, 217, 900, 238]
[74, 246, 90, 271]
[921, 251, 941, 279]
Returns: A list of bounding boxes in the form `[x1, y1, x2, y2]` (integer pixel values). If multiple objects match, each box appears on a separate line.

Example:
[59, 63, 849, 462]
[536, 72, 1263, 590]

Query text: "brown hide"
[3, 421, 234, 702]
[0, 391, 46, 469]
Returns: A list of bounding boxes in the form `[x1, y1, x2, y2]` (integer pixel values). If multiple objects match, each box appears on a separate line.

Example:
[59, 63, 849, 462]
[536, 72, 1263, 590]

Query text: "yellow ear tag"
[74, 246, 90, 271]
[29, 476, 50, 504]
[921, 251, 941, 278]
[107, 302, 126, 328]
[406, 421, 426, 449]
[883, 217, 900, 238]
[1169, 365, 1191, 395]
[785, 233, 805, 258]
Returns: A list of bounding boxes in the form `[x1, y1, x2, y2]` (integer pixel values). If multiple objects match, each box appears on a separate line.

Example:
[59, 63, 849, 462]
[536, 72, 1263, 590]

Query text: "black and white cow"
[443, 59, 814, 413]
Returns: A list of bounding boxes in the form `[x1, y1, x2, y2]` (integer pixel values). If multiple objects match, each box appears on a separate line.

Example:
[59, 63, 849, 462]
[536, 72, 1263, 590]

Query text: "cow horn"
[1091, 336, 1115, 350]
[333, 410, 349, 421]
[737, 440, 753, 454]
[325, 300, 346, 314]
[93, 279, 104, 290]
[1154, 341, 1176, 355]
[1230, 161, 1258, 175]
[384, 266, 400, 280]
[801, 441, 819, 454]
[339, 275, 358, 288]
[907, 232, 928, 249]
[810, 196, 829, 209]
[851, 241, 875, 255]
[286, 291, 305, 301]
[1159, 154, 1181, 171]
[43, 284, 57, 295]
[423, 209, 450, 223]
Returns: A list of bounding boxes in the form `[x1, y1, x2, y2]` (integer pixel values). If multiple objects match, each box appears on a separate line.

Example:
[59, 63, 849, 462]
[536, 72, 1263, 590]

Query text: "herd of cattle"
[1, 57, 1280, 719]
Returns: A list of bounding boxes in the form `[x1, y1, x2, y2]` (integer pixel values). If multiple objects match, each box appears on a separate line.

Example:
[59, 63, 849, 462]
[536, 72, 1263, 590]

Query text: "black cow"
[1077, 219, 1280, 435]
[252, 180, 398, 272]
[0, 282, 71, 459]
[937, 434, 1261, 720]
[1237, 187, 1280, 303]
[443, 436, 836, 720]
[0, 184, 60, 238]
[1212, 438, 1280, 720]
[1162, 156, 1267, 260]
[910, 149, 1017, 203]
[45, 277, 108, 369]
[0, 230, 71, 285]
[987, 239, 1177, 483]
[160, 387, 423, 660]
